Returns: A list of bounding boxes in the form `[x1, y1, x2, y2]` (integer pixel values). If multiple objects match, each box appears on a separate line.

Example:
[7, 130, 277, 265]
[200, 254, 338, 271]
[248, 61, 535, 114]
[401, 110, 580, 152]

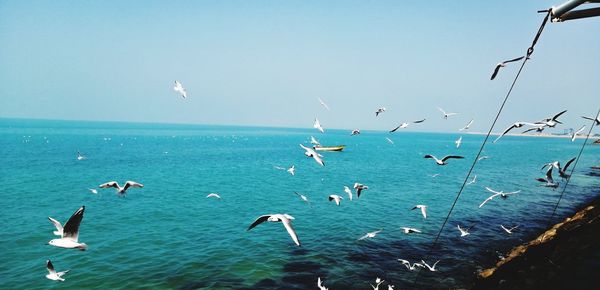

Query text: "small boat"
[314, 145, 345, 152]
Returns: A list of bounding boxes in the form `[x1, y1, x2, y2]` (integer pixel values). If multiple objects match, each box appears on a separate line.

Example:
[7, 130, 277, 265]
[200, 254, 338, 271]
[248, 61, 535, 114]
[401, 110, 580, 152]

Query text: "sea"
[0, 118, 598, 290]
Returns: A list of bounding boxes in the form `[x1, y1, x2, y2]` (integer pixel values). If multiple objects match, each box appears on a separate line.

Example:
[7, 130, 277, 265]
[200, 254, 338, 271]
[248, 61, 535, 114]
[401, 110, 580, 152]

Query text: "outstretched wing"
[562, 157, 576, 172]
[494, 124, 517, 143]
[281, 218, 300, 246]
[124, 181, 143, 191]
[48, 217, 63, 234]
[46, 260, 56, 274]
[441, 155, 464, 162]
[485, 187, 501, 195]
[247, 215, 271, 231]
[479, 194, 499, 208]
[552, 110, 568, 121]
[62, 206, 85, 241]
[99, 181, 119, 189]
[389, 125, 401, 133]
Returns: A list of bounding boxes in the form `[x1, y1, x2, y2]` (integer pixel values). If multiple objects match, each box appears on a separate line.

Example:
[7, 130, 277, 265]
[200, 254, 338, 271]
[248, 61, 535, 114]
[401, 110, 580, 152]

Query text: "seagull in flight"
[581, 114, 600, 125]
[294, 192, 310, 205]
[493, 122, 538, 143]
[459, 119, 474, 131]
[351, 129, 361, 135]
[455, 136, 462, 148]
[535, 110, 567, 128]
[375, 107, 386, 117]
[206, 193, 221, 199]
[88, 188, 98, 194]
[522, 125, 545, 134]
[287, 165, 296, 176]
[45, 260, 70, 281]
[466, 175, 477, 185]
[310, 136, 320, 146]
[542, 157, 576, 180]
[300, 144, 324, 166]
[571, 125, 586, 142]
[247, 214, 300, 246]
[344, 186, 353, 201]
[536, 167, 560, 188]
[318, 97, 330, 111]
[401, 227, 422, 234]
[413, 118, 426, 123]
[389, 123, 409, 133]
[420, 260, 440, 272]
[424, 154, 464, 165]
[99, 181, 143, 196]
[76, 151, 86, 160]
[490, 56, 525, 80]
[313, 118, 324, 133]
[500, 225, 519, 234]
[370, 277, 385, 290]
[47, 206, 87, 250]
[398, 259, 423, 271]
[411, 205, 427, 219]
[479, 187, 520, 208]
[457, 224, 473, 237]
[328, 194, 343, 206]
[317, 277, 329, 290]
[173, 80, 187, 99]
[437, 107, 458, 119]
[353, 183, 369, 198]
[358, 229, 382, 240]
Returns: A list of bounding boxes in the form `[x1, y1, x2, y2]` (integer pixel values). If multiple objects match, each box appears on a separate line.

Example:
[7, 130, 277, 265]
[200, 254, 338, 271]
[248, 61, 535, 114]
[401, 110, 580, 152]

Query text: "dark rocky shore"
[472, 180, 600, 290]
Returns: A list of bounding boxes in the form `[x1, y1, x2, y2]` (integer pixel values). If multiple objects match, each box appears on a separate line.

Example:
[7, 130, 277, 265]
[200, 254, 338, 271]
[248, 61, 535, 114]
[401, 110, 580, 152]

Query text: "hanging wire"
[412, 9, 553, 286]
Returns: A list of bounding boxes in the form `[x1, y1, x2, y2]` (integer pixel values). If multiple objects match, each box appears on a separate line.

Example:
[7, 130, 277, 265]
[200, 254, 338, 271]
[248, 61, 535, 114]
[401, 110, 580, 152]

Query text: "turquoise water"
[0, 118, 598, 289]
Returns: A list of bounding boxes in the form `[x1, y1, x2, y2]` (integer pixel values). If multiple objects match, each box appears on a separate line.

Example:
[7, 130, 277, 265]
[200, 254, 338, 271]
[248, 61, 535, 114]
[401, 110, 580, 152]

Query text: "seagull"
[413, 118, 426, 123]
[420, 260, 440, 272]
[522, 125, 545, 134]
[500, 225, 519, 234]
[493, 122, 538, 143]
[536, 110, 567, 128]
[571, 125, 586, 142]
[581, 114, 600, 125]
[401, 227, 422, 234]
[88, 188, 98, 194]
[385, 137, 395, 145]
[477, 156, 490, 162]
[455, 136, 462, 148]
[76, 151, 86, 160]
[318, 97, 330, 111]
[398, 259, 423, 271]
[173, 80, 187, 99]
[437, 107, 458, 119]
[294, 192, 310, 205]
[99, 181, 144, 196]
[536, 167, 560, 188]
[353, 183, 369, 198]
[328, 194, 343, 206]
[287, 165, 296, 176]
[206, 193, 221, 199]
[459, 119, 474, 131]
[300, 144, 324, 166]
[310, 136, 321, 146]
[317, 277, 329, 290]
[490, 56, 525, 80]
[375, 107, 386, 117]
[47, 206, 87, 250]
[479, 187, 520, 208]
[411, 205, 427, 219]
[457, 224, 472, 237]
[358, 229, 382, 240]
[344, 186, 353, 201]
[247, 214, 300, 246]
[45, 260, 70, 281]
[370, 277, 385, 290]
[351, 129, 361, 135]
[389, 123, 409, 133]
[313, 118, 324, 133]
[466, 175, 477, 185]
[543, 157, 576, 180]
[424, 154, 464, 165]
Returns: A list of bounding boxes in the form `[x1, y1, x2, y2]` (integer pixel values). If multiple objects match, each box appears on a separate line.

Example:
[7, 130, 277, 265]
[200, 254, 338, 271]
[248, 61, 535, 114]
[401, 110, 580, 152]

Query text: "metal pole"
[551, 0, 587, 18]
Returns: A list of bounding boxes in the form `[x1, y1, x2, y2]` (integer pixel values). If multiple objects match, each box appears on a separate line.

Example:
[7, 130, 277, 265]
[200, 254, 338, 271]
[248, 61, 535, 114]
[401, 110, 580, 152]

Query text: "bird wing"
[356, 187, 363, 198]
[546, 167, 555, 183]
[47, 260, 56, 274]
[124, 181, 143, 191]
[441, 155, 464, 162]
[500, 225, 510, 232]
[281, 218, 300, 246]
[389, 125, 401, 133]
[423, 155, 439, 163]
[479, 193, 499, 208]
[413, 119, 426, 123]
[420, 260, 432, 270]
[99, 181, 119, 189]
[431, 260, 440, 269]
[318, 97, 330, 111]
[485, 187, 501, 195]
[57, 270, 70, 278]
[312, 154, 325, 166]
[504, 56, 525, 63]
[247, 215, 271, 231]
[552, 110, 568, 121]
[490, 64, 502, 80]
[494, 124, 517, 143]
[48, 217, 63, 233]
[437, 107, 446, 115]
[420, 207, 427, 219]
[62, 206, 85, 242]
[344, 186, 353, 200]
[563, 157, 576, 172]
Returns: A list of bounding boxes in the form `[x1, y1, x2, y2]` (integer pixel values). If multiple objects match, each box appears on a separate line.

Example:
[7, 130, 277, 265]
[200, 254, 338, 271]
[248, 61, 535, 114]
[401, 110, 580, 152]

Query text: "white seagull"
[247, 214, 300, 246]
[493, 122, 538, 143]
[437, 107, 458, 119]
[571, 125, 586, 142]
[490, 56, 525, 80]
[459, 119, 474, 131]
[299, 144, 324, 166]
[455, 136, 462, 148]
[424, 154, 464, 165]
[353, 183, 369, 198]
[457, 224, 472, 237]
[398, 259, 423, 271]
[420, 260, 440, 272]
[317, 277, 329, 290]
[318, 97, 330, 111]
[401, 227, 422, 234]
[47, 206, 87, 250]
[358, 229, 382, 240]
[370, 277, 385, 290]
[294, 192, 310, 205]
[310, 136, 321, 146]
[344, 186, 353, 201]
[375, 107, 386, 117]
[411, 205, 427, 219]
[206, 193, 221, 199]
[536, 167, 560, 188]
[88, 188, 98, 194]
[99, 180, 144, 196]
[76, 151, 86, 160]
[581, 114, 600, 126]
[479, 187, 520, 208]
[287, 165, 296, 176]
[500, 225, 519, 234]
[466, 175, 477, 185]
[45, 260, 70, 281]
[313, 118, 325, 133]
[328, 194, 343, 206]
[173, 80, 187, 99]
[536, 110, 567, 128]
[351, 129, 361, 135]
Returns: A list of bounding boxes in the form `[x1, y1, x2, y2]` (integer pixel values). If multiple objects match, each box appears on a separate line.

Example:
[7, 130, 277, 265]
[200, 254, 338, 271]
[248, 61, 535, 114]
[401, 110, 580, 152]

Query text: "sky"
[0, 0, 598, 132]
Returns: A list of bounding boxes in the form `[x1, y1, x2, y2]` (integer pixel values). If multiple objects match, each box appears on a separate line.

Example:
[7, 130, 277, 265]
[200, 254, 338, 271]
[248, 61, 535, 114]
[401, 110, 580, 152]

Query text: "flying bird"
[424, 154, 464, 165]
[328, 194, 343, 206]
[300, 144, 324, 166]
[45, 260, 70, 281]
[493, 122, 538, 143]
[420, 260, 440, 272]
[543, 157, 576, 180]
[571, 125, 586, 142]
[358, 230, 382, 240]
[99, 181, 143, 196]
[287, 165, 296, 176]
[247, 214, 300, 246]
[398, 259, 423, 271]
[375, 107, 386, 117]
[536, 110, 567, 128]
[294, 192, 310, 205]
[466, 175, 477, 185]
[313, 118, 324, 133]
[317, 277, 329, 290]
[173, 80, 187, 99]
[401, 227, 422, 234]
[318, 97, 330, 111]
[500, 225, 519, 234]
[411, 205, 427, 219]
[455, 136, 462, 148]
[344, 186, 353, 201]
[310, 136, 320, 146]
[437, 107, 458, 119]
[88, 188, 98, 194]
[370, 277, 385, 290]
[47, 206, 87, 250]
[490, 56, 525, 80]
[581, 114, 600, 125]
[413, 118, 426, 123]
[206, 193, 221, 199]
[351, 129, 361, 136]
[536, 167, 560, 188]
[522, 125, 545, 134]
[479, 187, 520, 208]
[459, 119, 474, 131]
[457, 224, 471, 237]
[76, 151, 86, 160]
[353, 183, 369, 198]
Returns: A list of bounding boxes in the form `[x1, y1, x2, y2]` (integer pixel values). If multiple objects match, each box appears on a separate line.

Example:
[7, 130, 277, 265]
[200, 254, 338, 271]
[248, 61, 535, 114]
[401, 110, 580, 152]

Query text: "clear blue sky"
[0, 0, 598, 132]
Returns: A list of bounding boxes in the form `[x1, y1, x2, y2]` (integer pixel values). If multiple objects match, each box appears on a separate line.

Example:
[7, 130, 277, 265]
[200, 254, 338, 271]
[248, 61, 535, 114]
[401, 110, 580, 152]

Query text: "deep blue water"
[0, 118, 598, 289]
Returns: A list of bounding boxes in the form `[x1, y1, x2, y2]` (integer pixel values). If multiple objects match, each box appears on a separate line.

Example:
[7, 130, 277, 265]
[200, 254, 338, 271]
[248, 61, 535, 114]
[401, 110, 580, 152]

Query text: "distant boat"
[314, 145, 345, 152]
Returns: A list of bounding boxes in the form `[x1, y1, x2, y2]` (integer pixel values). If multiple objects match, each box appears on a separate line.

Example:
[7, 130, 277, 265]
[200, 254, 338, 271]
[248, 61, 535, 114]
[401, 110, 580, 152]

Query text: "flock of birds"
[39, 80, 597, 289]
